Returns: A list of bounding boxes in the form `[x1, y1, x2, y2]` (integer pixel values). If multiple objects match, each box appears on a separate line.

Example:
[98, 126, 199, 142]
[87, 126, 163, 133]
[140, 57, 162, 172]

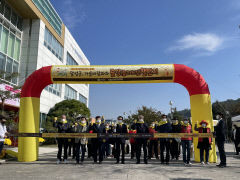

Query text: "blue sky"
[51, 0, 240, 119]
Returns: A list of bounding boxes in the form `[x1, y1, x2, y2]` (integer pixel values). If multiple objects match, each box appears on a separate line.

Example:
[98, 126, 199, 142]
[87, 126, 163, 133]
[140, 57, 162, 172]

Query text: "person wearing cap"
[170, 118, 181, 160]
[180, 118, 192, 166]
[214, 113, 227, 167]
[73, 116, 88, 164]
[89, 116, 106, 164]
[53, 115, 71, 164]
[115, 116, 128, 164]
[156, 114, 172, 165]
[195, 120, 212, 165]
[134, 115, 149, 164]
[148, 121, 159, 160]
[0, 115, 8, 156]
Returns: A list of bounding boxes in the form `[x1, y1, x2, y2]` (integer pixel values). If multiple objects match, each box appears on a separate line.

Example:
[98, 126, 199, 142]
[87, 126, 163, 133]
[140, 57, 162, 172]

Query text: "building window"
[64, 85, 77, 100]
[32, 0, 62, 36]
[0, 0, 23, 31]
[66, 52, 78, 65]
[79, 93, 87, 105]
[44, 84, 61, 97]
[40, 112, 47, 131]
[0, 23, 21, 61]
[44, 28, 63, 61]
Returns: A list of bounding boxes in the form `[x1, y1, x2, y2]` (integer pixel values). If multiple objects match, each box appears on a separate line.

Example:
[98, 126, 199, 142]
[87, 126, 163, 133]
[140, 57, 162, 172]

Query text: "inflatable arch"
[18, 64, 217, 162]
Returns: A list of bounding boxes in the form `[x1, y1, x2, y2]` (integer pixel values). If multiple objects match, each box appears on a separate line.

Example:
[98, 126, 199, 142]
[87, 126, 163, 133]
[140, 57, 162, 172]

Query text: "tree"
[124, 106, 162, 125]
[0, 71, 21, 115]
[46, 99, 91, 126]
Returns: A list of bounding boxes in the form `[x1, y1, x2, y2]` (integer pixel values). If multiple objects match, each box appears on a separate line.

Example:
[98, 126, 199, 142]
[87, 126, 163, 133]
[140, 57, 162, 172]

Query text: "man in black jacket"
[53, 115, 71, 164]
[214, 113, 227, 168]
[115, 116, 128, 164]
[134, 115, 149, 164]
[156, 114, 172, 165]
[170, 118, 181, 160]
[89, 116, 106, 164]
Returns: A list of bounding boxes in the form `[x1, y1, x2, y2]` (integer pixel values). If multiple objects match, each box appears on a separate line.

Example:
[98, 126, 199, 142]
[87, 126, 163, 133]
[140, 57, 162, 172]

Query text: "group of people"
[52, 113, 228, 168]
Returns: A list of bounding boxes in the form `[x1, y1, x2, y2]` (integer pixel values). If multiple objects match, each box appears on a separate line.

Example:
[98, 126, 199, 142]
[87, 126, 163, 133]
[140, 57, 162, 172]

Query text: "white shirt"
[0, 123, 7, 142]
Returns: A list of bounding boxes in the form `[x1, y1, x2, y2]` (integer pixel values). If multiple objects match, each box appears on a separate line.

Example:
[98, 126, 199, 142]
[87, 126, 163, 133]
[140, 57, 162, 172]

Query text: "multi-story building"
[0, 0, 90, 128]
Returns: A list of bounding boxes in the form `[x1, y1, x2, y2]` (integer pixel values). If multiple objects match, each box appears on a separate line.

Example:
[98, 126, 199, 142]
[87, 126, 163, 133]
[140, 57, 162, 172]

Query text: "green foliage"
[124, 106, 162, 125]
[47, 99, 91, 123]
[43, 99, 91, 145]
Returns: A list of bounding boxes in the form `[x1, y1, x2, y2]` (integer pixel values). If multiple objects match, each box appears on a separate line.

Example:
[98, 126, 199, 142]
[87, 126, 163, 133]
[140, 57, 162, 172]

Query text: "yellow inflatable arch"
[18, 64, 217, 162]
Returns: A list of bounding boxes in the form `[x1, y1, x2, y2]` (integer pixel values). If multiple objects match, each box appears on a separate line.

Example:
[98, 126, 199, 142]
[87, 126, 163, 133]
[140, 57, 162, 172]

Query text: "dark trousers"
[76, 143, 86, 162]
[170, 140, 180, 159]
[87, 143, 93, 158]
[234, 141, 239, 154]
[68, 139, 75, 157]
[131, 143, 136, 158]
[57, 138, 68, 160]
[93, 140, 104, 162]
[116, 142, 125, 162]
[0, 141, 4, 154]
[104, 142, 111, 157]
[217, 140, 226, 165]
[148, 140, 158, 158]
[136, 140, 148, 162]
[160, 140, 170, 163]
[200, 147, 209, 163]
[181, 140, 191, 163]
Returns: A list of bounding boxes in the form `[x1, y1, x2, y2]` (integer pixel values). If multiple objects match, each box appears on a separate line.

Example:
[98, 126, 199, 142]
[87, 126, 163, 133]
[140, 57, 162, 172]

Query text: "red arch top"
[174, 64, 210, 96]
[21, 66, 52, 98]
[20, 64, 210, 98]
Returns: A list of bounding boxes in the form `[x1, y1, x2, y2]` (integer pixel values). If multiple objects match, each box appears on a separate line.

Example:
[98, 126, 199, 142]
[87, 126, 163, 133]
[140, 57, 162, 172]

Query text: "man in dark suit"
[214, 113, 227, 168]
[115, 116, 128, 164]
[89, 116, 106, 164]
[53, 115, 71, 164]
[156, 114, 172, 165]
[134, 115, 149, 164]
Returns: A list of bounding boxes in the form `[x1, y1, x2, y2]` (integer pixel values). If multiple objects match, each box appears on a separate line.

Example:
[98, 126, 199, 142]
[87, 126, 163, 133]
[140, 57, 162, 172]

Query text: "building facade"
[0, 0, 90, 128]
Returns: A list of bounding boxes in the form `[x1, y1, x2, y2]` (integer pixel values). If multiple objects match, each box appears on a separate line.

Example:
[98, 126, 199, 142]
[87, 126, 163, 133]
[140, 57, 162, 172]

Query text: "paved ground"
[0, 143, 239, 180]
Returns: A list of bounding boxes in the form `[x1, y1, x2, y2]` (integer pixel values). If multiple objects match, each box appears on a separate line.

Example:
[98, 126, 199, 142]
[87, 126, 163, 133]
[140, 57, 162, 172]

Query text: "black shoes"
[216, 164, 226, 168]
[136, 161, 140, 164]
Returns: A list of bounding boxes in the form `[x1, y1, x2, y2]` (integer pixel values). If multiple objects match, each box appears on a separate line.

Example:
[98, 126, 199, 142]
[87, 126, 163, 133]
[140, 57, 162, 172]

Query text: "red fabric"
[198, 127, 212, 143]
[21, 66, 53, 98]
[149, 127, 157, 140]
[181, 125, 192, 141]
[174, 64, 210, 96]
[200, 120, 208, 125]
[129, 130, 136, 144]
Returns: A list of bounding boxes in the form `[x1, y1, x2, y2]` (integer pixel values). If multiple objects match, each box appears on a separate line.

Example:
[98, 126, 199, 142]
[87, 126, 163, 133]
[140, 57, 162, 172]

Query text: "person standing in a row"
[53, 115, 70, 164]
[89, 116, 106, 164]
[135, 115, 149, 164]
[73, 115, 88, 164]
[215, 113, 227, 168]
[148, 121, 158, 159]
[157, 114, 172, 165]
[170, 118, 181, 160]
[180, 118, 192, 166]
[195, 120, 212, 165]
[115, 116, 127, 164]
